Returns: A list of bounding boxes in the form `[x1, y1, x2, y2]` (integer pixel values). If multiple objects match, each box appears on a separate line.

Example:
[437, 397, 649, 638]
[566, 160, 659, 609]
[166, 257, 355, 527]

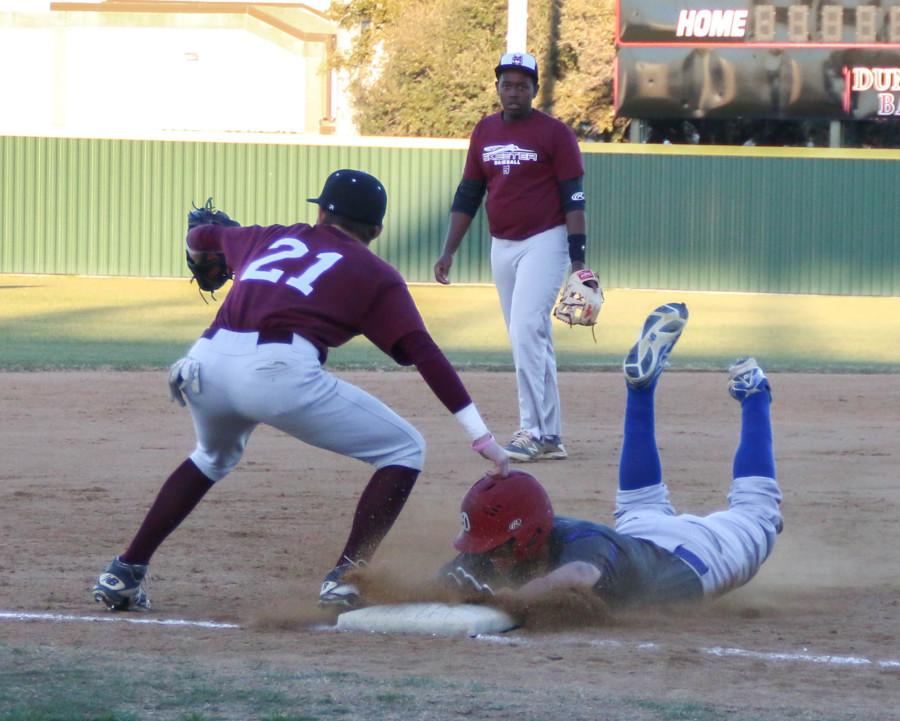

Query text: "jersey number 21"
[240, 238, 342, 296]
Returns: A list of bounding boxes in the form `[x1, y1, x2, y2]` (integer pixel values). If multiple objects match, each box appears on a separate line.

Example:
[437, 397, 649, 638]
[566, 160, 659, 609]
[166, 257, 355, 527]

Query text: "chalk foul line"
[4, 611, 898, 669]
[703, 645, 900, 669]
[475, 634, 899, 669]
[0, 611, 239, 629]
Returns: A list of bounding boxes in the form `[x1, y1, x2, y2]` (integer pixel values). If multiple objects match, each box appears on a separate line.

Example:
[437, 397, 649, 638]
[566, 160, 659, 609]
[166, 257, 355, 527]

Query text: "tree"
[329, 2, 898, 146]
[329, 0, 508, 137]
[528, 0, 624, 140]
[329, 0, 623, 139]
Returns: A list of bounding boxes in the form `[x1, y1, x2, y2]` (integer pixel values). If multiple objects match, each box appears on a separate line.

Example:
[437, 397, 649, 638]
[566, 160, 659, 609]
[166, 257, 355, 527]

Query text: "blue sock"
[619, 382, 662, 491]
[733, 392, 776, 479]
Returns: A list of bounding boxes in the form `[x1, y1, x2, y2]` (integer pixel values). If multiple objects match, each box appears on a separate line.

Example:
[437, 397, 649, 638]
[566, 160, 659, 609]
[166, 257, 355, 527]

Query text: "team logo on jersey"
[460, 511, 471, 532]
[482, 144, 538, 175]
[507, 518, 522, 531]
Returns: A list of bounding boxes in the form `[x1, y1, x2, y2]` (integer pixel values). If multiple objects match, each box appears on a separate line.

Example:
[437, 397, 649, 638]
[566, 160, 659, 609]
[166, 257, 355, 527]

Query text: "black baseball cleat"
[92, 556, 151, 611]
[318, 557, 366, 609]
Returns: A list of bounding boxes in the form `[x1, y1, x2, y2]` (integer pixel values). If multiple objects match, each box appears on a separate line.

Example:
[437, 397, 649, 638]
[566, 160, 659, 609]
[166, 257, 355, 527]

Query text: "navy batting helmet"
[454, 470, 554, 561]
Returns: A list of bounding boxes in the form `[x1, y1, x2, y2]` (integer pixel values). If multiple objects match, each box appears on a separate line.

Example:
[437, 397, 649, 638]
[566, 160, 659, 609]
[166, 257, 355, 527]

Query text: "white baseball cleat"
[623, 303, 689, 388]
[728, 357, 772, 401]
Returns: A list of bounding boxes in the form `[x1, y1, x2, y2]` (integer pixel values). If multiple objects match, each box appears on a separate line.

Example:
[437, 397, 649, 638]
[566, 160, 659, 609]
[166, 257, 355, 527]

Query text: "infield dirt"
[1, 369, 898, 720]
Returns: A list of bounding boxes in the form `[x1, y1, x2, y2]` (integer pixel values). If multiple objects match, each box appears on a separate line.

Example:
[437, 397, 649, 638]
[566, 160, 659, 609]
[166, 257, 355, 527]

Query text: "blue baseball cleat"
[92, 556, 150, 611]
[319, 556, 366, 608]
[728, 357, 772, 401]
[623, 303, 689, 388]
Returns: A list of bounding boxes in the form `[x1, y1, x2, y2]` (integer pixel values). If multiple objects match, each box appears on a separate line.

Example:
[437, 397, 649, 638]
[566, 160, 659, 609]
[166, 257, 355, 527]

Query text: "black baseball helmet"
[307, 169, 387, 225]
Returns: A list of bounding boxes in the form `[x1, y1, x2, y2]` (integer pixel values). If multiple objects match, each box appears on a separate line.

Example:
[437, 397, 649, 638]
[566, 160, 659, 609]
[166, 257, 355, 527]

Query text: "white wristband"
[454, 403, 489, 442]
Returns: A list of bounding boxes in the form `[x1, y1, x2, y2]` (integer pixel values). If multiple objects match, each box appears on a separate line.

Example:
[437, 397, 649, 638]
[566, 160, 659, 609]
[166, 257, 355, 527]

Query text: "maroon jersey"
[190, 223, 427, 364]
[462, 110, 584, 240]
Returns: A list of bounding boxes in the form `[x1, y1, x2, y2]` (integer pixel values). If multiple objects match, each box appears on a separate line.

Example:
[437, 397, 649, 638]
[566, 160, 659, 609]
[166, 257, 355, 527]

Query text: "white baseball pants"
[180, 330, 425, 481]
[491, 224, 570, 440]
[613, 476, 784, 597]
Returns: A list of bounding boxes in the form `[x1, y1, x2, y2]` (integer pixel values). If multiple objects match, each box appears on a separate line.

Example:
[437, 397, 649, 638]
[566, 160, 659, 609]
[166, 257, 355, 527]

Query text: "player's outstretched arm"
[394, 330, 509, 477]
[517, 561, 602, 599]
[471, 432, 510, 477]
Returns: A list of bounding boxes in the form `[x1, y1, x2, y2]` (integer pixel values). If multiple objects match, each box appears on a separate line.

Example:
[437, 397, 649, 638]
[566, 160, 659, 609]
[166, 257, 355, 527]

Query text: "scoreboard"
[615, 1, 900, 119]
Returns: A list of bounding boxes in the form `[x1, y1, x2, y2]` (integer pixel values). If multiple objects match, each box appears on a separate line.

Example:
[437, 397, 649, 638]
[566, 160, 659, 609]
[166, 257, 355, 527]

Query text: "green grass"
[1, 275, 898, 372]
[0, 644, 887, 721]
[628, 700, 724, 721]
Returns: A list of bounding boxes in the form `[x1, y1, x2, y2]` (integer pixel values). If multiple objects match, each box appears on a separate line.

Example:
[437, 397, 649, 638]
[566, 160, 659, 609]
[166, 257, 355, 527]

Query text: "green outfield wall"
[2, 134, 898, 295]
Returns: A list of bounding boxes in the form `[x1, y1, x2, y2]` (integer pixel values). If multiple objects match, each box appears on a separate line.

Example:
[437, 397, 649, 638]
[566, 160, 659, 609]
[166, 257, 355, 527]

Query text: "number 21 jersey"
[194, 222, 427, 364]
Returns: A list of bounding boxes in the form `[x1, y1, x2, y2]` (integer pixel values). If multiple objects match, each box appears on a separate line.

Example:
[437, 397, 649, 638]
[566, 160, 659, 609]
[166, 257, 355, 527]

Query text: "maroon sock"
[121, 458, 215, 565]
[336, 465, 419, 566]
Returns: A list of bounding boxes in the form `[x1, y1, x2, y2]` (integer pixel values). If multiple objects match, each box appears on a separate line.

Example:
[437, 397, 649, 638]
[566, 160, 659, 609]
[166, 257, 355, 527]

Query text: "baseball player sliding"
[91, 169, 509, 612]
[443, 303, 783, 609]
[434, 51, 602, 464]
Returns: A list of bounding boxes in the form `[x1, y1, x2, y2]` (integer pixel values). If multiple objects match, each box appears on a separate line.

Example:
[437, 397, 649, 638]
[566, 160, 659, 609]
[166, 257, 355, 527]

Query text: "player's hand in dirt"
[446, 566, 495, 599]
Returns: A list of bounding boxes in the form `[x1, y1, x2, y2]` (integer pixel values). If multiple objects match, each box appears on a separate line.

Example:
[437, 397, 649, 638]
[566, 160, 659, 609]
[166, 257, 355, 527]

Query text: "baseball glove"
[187, 197, 240, 231]
[186, 249, 232, 293]
[446, 566, 496, 601]
[185, 198, 239, 294]
[554, 269, 604, 328]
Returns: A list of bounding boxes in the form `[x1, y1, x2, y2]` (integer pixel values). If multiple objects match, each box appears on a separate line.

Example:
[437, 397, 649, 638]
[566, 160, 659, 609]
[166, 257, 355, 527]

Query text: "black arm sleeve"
[450, 178, 487, 217]
[559, 176, 586, 213]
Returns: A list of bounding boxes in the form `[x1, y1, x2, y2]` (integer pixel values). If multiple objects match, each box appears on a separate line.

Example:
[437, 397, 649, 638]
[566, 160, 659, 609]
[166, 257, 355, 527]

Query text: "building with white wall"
[0, 0, 357, 137]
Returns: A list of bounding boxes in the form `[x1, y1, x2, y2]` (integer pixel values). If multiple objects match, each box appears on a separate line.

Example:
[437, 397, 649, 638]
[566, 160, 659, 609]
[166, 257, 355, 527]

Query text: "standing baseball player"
[433, 51, 601, 463]
[91, 169, 509, 612]
[444, 303, 783, 609]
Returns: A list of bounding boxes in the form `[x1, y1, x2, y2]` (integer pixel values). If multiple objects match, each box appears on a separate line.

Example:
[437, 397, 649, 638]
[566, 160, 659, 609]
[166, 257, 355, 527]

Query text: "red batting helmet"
[454, 470, 554, 561]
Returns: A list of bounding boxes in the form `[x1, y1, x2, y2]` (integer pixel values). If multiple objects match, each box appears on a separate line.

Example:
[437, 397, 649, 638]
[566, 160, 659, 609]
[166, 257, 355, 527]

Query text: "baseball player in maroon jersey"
[434, 51, 596, 463]
[91, 169, 509, 612]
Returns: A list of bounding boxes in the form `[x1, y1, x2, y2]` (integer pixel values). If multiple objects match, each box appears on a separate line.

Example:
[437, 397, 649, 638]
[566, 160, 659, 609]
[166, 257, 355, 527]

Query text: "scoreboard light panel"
[618, 1, 900, 47]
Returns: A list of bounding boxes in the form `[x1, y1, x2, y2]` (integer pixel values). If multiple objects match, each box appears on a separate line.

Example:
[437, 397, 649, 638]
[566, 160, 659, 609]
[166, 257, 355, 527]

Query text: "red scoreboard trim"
[616, 41, 900, 49]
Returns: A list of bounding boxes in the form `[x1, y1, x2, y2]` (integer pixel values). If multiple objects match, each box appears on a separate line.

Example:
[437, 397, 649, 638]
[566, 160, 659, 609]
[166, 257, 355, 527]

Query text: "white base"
[336, 603, 518, 636]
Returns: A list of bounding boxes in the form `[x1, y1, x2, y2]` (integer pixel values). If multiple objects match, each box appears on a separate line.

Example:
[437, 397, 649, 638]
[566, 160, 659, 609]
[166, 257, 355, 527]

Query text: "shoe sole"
[505, 451, 540, 462]
[93, 589, 122, 610]
[503, 440, 542, 462]
[624, 303, 688, 388]
[506, 451, 567, 462]
[728, 357, 761, 381]
[319, 600, 355, 609]
[319, 596, 361, 609]
[319, 580, 361, 609]
[540, 450, 568, 460]
[92, 587, 149, 611]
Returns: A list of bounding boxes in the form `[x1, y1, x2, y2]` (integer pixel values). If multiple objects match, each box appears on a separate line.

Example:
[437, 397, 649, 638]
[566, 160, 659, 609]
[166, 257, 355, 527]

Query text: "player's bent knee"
[189, 448, 242, 482]
[377, 429, 426, 471]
